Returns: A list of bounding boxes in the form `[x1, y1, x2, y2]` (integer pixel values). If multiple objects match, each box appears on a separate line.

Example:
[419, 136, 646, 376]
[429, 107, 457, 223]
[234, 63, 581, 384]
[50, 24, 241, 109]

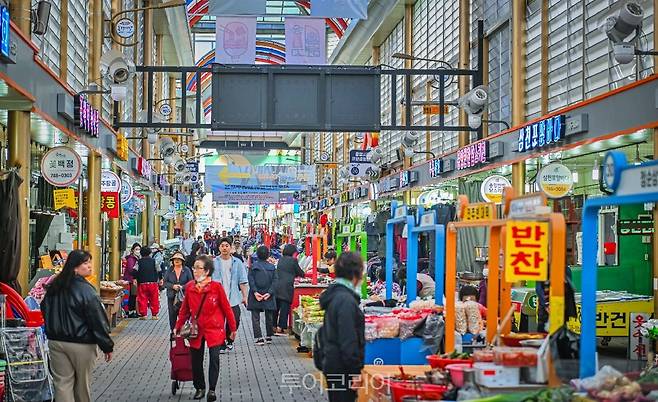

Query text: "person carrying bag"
[164, 251, 193, 332]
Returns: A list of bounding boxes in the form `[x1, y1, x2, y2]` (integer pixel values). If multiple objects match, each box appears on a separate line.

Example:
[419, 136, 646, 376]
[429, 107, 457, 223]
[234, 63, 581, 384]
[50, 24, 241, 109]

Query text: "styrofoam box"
[59, 233, 74, 243]
[474, 363, 520, 388]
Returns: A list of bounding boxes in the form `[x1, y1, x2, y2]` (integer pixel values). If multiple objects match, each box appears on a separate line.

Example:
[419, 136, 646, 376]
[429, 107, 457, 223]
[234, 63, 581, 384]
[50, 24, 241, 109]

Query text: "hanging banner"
[480, 175, 511, 204]
[101, 170, 121, 193]
[120, 178, 134, 204]
[285, 17, 326, 65]
[101, 192, 120, 218]
[505, 221, 549, 282]
[311, 0, 368, 19]
[41, 146, 82, 187]
[53, 188, 77, 210]
[212, 190, 294, 205]
[538, 163, 573, 198]
[208, 0, 265, 16]
[205, 165, 316, 191]
[215, 17, 257, 64]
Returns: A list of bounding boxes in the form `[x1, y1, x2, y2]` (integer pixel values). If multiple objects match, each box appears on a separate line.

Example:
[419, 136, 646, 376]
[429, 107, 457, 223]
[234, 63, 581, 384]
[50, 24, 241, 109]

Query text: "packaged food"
[493, 347, 538, 367]
[464, 301, 483, 334]
[365, 317, 378, 341]
[398, 312, 425, 340]
[473, 349, 495, 363]
[374, 315, 400, 338]
[455, 301, 468, 335]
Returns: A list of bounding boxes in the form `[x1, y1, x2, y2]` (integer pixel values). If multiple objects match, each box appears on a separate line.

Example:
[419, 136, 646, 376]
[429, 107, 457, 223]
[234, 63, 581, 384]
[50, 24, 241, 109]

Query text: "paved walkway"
[91, 296, 325, 402]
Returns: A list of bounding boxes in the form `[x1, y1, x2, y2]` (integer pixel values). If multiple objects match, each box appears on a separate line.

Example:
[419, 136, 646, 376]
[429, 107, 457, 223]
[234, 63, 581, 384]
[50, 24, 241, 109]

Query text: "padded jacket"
[41, 276, 114, 353]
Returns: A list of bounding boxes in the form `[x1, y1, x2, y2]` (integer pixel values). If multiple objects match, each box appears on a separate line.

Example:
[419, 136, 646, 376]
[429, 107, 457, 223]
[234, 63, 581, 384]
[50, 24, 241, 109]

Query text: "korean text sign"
[101, 192, 120, 218]
[505, 221, 549, 282]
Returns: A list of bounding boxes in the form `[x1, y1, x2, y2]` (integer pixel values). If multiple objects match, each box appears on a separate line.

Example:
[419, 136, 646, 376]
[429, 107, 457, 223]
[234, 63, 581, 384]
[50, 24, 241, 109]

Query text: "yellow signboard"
[462, 203, 495, 222]
[568, 299, 653, 337]
[504, 221, 549, 282]
[422, 104, 449, 115]
[53, 188, 77, 210]
[116, 134, 129, 161]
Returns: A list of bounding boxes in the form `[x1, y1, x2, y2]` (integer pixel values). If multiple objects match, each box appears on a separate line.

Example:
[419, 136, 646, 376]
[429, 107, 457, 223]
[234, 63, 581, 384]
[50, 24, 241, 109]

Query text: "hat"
[170, 251, 185, 262]
[150, 243, 161, 250]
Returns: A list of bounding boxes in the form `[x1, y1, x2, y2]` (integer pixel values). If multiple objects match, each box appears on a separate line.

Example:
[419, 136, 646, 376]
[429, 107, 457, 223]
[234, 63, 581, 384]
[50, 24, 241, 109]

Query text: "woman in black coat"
[163, 251, 194, 331]
[247, 246, 278, 345]
[318, 252, 365, 402]
[274, 244, 305, 336]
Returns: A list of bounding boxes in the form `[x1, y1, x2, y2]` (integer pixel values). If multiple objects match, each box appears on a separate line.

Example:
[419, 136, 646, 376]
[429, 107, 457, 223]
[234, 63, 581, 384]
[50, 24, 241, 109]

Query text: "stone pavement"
[91, 295, 326, 402]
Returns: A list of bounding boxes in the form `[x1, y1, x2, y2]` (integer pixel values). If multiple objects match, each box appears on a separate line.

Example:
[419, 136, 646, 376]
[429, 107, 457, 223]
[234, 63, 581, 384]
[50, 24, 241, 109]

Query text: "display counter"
[357, 364, 431, 402]
[290, 283, 329, 328]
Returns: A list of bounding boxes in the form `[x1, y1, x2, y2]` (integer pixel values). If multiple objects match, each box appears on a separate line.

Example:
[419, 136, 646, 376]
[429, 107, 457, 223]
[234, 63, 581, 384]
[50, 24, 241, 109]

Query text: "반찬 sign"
[505, 221, 549, 282]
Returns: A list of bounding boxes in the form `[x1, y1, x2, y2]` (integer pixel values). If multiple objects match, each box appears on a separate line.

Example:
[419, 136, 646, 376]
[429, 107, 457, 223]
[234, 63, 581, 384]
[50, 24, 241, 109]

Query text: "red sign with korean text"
[101, 192, 120, 219]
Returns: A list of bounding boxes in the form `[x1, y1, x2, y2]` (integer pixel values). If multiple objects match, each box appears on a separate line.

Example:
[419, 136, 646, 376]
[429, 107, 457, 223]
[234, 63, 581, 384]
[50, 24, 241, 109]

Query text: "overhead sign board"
[456, 141, 488, 170]
[40, 146, 82, 187]
[205, 164, 316, 191]
[428, 159, 442, 178]
[212, 189, 295, 205]
[73, 95, 100, 138]
[538, 163, 573, 198]
[505, 221, 549, 282]
[517, 115, 565, 153]
[0, 6, 9, 59]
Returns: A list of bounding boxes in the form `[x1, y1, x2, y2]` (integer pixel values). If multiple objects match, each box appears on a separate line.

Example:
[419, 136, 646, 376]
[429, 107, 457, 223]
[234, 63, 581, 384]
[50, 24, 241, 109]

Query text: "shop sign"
[0, 6, 9, 59]
[428, 159, 442, 178]
[101, 192, 120, 218]
[340, 192, 349, 203]
[101, 170, 121, 193]
[394, 205, 408, 219]
[186, 161, 199, 173]
[537, 163, 572, 198]
[349, 150, 378, 179]
[400, 171, 409, 188]
[517, 114, 565, 153]
[319, 199, 327, 209]
[462, 203, 495, 222]
[136, 157, 152, 179]
[159, 103, 172, 117]
[41, 146, 82, 187]
[605, 151, 658, 197]
[629, 313, 650, 361]
[508, 193, 547, 218]
[53, 188, 77, 210]
[480, 175, 511, 204]
[619, 219, 654, 235]
[116, 134, 129, 161]
[569, 299, 653, 337]
[120, 179, 133, 204]
[504, 221, 549, 282]
[73, 95, 100, 138]
[115, 18, 135, 39]
[456, 141, 488, 170]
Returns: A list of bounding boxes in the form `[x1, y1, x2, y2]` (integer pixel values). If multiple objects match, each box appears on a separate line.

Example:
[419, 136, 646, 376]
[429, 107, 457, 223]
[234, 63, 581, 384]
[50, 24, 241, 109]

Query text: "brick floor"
[91, 296, 326, 402]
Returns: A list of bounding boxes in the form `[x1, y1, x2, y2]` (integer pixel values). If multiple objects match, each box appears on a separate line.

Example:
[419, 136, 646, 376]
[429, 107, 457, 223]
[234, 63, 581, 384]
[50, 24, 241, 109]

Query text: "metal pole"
[511, 0, 527, 196]
[458, 0, 471, 148]
[403, 3, 413, 206]
[77, 175, 84, 249]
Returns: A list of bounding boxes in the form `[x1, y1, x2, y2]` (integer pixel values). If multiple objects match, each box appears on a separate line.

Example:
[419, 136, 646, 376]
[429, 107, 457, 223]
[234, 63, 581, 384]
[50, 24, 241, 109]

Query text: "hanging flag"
[311, 0, 368, 19]
[207, 0, 265, 16]
[216, 17, 257, 64]
[284, 17, 326, 65]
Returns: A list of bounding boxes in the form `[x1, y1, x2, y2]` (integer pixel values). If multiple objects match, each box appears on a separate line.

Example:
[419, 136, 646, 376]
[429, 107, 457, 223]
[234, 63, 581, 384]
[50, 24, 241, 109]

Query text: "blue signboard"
[0, 6, 8, 59]
[428, 159, 442, 178]
[517, 115, 565, 153]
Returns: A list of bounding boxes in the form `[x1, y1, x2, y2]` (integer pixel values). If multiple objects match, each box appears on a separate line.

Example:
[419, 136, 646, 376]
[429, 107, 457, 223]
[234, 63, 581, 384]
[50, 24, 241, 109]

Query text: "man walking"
[212, 237, 249, 353]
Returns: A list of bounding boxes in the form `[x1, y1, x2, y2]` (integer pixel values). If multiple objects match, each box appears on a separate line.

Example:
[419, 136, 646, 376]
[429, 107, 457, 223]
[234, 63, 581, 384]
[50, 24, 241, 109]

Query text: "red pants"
[137, 283, 160, 317]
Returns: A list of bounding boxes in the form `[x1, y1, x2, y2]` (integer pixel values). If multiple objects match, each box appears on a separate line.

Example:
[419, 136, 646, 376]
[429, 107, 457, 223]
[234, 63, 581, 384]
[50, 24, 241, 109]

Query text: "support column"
[154, 194, 161, 244]
[7, 111, 30, 294]
[167, 76, 176, 240]
[425, 81, 432, 157]
[87, 153, 102, 289]
[141, 4, 154, 246]
[511, 0, 526, 196]
[109, 167, 121, 280]
[458, 0, 471, 148]
[403, 4, 413, 205]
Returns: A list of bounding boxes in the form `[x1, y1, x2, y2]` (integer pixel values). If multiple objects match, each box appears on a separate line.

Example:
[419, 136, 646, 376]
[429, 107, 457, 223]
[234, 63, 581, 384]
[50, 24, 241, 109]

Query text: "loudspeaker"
[32, 1, 52, 35]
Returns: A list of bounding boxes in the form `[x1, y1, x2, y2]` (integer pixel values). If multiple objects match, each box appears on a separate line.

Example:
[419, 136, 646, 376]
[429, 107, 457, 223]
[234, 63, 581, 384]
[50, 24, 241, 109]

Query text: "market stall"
[335, 219, 368, 298]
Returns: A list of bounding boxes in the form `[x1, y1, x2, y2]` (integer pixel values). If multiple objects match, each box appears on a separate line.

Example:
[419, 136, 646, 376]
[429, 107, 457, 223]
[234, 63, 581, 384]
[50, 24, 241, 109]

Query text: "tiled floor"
[91, 297, 326, 402]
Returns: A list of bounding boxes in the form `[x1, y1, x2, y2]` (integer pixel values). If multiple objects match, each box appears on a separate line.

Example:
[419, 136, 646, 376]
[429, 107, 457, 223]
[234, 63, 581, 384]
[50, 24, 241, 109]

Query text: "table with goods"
[100, 281, 126, 327]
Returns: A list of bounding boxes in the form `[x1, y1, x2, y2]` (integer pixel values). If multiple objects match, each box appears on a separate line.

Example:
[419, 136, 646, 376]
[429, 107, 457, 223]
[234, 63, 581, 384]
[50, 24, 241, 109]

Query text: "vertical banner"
[208, 0, 265, 16]
[311, 0, 368, 19]
[101, 192, 120, 219]
[284, 17, 326, 65]
[216, 17, 257, 64]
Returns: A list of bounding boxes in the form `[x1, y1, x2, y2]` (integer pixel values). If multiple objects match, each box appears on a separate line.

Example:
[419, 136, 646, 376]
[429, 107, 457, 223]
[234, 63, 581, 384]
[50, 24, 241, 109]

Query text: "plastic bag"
[464, 301, 483, 334]
[374, 315, 400, 338]
[550, 325, 580, 382]
[417, 312, 444, 354]
[365, 318, 378, 341]
[398, 312, 426, 340]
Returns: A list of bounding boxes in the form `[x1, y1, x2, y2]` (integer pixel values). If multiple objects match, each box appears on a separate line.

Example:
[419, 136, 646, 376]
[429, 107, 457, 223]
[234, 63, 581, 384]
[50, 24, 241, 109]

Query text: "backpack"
[313, 324, 326, 371]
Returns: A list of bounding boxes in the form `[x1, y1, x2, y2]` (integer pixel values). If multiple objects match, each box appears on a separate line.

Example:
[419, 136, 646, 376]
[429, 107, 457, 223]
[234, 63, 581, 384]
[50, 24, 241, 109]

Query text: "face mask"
[196, 275, 207, 283]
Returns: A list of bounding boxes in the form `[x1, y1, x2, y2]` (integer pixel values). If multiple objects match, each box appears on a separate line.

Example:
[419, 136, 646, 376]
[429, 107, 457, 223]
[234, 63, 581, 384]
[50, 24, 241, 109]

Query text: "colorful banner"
[311, 0, 368, 19]
[212, 190, 295, 205]
[215, 17, 257, 64]
[205, 165, 316, 191]
[284, 17, 326, 65]
[101, 192, 120, 218]
[208, 0, 265, 16]
[53, 188, 77, 210]
[505, 221, 549, 282]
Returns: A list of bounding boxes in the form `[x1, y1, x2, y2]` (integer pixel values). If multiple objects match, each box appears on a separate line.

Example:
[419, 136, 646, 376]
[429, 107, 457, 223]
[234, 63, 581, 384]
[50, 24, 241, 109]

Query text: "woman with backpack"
[316, 252, 365, 402]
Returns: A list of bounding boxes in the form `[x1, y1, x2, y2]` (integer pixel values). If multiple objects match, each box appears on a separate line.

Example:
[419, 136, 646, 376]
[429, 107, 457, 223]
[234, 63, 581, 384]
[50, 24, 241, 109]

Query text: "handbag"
[179, 292, 208, 340]
[173, 288, 185, 308]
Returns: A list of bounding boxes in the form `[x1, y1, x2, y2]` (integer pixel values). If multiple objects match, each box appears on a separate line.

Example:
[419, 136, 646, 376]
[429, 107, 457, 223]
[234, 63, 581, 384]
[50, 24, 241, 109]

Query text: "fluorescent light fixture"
[572, 171, 579, 183]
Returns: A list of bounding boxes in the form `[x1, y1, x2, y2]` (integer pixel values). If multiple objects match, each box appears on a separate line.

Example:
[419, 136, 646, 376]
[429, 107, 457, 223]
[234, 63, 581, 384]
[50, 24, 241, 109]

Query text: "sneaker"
[255, 338, 265, 346]
[207, 390, 217, 402]
[265, 337, 272, 344]
[151, 315, 159, 320]
[226, 341, 234, 351]
[274, 330, 288, 337]
[218, 345, 227, 354]
[139, 316, 147, 320]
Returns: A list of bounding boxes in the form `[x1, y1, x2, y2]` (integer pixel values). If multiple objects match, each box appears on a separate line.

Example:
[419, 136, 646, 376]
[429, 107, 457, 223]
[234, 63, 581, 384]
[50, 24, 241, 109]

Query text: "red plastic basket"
[388, 380, 448, 402]
[426, 354, 473, 369]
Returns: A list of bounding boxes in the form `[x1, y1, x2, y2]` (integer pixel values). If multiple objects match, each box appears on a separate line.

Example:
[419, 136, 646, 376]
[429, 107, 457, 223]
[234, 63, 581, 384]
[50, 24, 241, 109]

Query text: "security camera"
[458, 85, 489, 116]
[159, 136, 176, 158]
[164, 155, 174, 165]
[403, 147, 415, 158]
[468, 114, 483, 130]
[176, 172, 191, 183]
[100, 49, 135, 84]
[368, 147, 385, 166]
[402, 131, 420, 148]
[173, 157, 187, 173]
[338, 166, 349, 179]
[613, 42, 636, 64]
[603, 2, 643, 44]
[32, 1, 52, 36]
[110, 84, 127, 102]
[147, 132, 158, 145]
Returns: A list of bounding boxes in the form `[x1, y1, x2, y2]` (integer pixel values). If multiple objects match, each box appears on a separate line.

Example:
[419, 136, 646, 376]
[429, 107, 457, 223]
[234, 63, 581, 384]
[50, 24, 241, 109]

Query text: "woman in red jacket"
[175, 255, 237, 401]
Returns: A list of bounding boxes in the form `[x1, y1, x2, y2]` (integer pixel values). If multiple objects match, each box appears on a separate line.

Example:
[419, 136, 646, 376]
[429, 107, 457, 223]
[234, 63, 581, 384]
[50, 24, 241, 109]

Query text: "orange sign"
[101, 192, 120, 218]
[505, 221, 549, 281]
[422, 104, 449, 115]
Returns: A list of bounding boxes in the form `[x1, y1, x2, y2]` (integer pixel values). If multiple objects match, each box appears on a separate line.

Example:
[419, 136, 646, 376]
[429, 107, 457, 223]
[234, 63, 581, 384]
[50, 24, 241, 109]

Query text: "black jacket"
[41, 276, 114, 353]
[274, 256, 305, 303]
[319, 283, 365, 376]
[135, 257, 161, 283]
[247, 260, 278, 311]
[163, 267, 194, 299]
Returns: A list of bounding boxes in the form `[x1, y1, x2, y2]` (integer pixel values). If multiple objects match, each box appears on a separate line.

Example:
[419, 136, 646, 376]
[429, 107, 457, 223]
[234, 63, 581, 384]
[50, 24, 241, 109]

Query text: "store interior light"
[572, 171, 579, 183]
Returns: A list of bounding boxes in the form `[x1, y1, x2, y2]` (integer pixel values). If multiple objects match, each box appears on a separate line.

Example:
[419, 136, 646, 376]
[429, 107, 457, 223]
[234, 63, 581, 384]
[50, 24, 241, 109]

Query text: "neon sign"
[517, 115, 565, 153]
[456, 141, 488, 170]
[74, 95, 100, 138]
